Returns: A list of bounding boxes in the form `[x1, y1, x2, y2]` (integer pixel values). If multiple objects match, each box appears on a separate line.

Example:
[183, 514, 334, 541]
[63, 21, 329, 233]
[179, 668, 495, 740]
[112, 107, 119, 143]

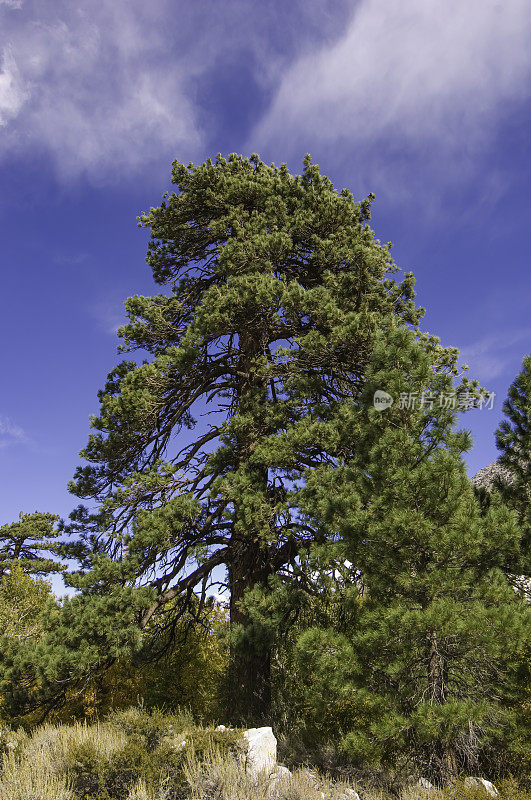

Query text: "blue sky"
[1, 0, 530, 558]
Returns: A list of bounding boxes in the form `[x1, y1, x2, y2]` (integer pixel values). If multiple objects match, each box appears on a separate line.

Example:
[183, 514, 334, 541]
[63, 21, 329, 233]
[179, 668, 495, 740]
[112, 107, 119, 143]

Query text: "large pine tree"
[58, 153, 431, 722]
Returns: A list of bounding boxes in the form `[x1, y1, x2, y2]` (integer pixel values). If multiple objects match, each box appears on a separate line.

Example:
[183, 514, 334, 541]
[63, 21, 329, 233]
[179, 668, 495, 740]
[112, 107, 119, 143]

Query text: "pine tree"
[0, 563, 57, 722]
[59, 153, 429, 722]
[0, 512, 63, 578]
[298, 329, 530, 784]
[495, 354, 531, 576]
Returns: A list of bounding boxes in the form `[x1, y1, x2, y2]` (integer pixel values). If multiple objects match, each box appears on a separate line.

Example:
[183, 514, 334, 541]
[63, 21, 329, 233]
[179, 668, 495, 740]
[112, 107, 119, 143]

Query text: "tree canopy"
[58, 153, 438, 720]
[0, 512, 63, 578]
[1, 155, 529, 789]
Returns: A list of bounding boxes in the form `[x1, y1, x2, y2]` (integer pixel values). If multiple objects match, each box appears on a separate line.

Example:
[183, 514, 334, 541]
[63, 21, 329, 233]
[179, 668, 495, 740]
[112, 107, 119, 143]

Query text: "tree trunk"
[227, 536, 273, 724]
[427, 631, 458, 784]
[225, 327, 274, 723]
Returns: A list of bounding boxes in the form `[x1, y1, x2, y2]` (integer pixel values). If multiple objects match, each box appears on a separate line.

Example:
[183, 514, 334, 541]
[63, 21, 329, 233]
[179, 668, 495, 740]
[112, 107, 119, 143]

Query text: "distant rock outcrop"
[472, 460, 530, 602]
[470, 460, 514, 491]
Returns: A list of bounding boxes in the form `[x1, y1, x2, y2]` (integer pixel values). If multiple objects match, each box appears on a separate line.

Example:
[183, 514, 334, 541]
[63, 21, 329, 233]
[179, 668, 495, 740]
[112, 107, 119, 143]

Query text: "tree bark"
[226, 327, 274, 724]
[427, 631, 458, 784]
[227, 536, 273, 724]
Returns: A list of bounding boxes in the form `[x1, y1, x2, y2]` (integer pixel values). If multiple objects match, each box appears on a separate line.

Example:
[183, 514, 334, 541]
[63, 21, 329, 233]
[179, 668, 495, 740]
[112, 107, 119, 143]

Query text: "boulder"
[266, 765, 292, 797]
[243, 726, 277, 778]
[271, 765, 291, 780]
[464, 778, 499, 797]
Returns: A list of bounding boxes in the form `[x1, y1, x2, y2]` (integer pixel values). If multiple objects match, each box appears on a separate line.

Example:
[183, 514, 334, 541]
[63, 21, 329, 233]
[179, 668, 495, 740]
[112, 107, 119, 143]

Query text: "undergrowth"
[0, 708, 529, 800]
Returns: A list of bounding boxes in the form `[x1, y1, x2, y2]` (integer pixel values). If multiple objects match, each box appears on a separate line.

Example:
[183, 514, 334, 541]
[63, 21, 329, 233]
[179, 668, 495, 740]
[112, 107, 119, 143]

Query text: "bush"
[63, 710, 243, 800]
[0, 708, 249, 800]
[66, 741, 109, 799]
[0, 748, 73, 800]
[440, 780, 531, 800]
[106, 708, 193, 752]
[2, 710, 531, 800]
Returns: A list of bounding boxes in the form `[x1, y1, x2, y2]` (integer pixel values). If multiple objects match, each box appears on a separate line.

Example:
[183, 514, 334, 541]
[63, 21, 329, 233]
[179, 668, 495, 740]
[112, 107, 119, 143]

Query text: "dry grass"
[125, 780, 152, 800]
[183, 745, 361, 800]
[0, 719, 361, 800]
[0, 749, 73, 800]
[0, 714, 529, 800]
[19, 719, 127, 776]
[0, 720, 127, 800]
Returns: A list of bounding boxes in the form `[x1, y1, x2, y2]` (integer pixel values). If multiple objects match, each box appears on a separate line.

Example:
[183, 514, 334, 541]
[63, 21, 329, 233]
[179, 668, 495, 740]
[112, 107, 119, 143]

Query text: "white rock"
[215, 724, 227, 732]
[340, 789, 360, 800]
[243, 726, 277, 778]
[419, 777, 435, 790]
[464, 778, 498, 797]
[266, 765, 292, 797]
[270, 765, 291, 779]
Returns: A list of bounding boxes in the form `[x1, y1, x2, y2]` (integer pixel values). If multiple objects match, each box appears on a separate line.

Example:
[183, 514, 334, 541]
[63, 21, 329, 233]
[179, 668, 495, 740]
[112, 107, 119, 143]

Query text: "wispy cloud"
[90, 298, 127, 336]
[52, 250, 89, 267]
[0, 0, 205, 180]
[460, 329, 531, 382]
[0, 414, 28, 448]
[0, 47, 27, 123]
[0, 0, 361, 184]
[253, 0, 531, 194]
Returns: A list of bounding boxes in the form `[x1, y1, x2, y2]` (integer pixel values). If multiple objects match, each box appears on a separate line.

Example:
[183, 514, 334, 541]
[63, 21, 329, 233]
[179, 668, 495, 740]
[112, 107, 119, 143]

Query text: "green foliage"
[0, 563, 55, 642]
[495, 354, 531, 575]
[0, 512, 64, 578]
[3, 599, 228, 726]
[0, 565, 58, 723]
[50, 603, 229, 725]
[105, 706, 191, 747]
[66, 736, 187, 799]
[53, 153, 438, 720]
[293, 330, 530, 784]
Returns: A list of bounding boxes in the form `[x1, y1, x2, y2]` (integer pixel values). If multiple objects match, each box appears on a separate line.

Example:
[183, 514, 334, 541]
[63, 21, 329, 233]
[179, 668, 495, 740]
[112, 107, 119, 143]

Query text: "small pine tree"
[0, 512, 64, 578]
[0, 563, 57, 722]
[298, 330, 530, 785]
[495, 354, 531, 576]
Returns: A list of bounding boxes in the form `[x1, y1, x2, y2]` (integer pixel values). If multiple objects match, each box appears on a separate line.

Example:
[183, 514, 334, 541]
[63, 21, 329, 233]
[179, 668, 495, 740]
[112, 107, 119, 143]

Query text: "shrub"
[106, 708, 192, 752]
[0, 708, 246, 800]
[0, 749, 73, 800]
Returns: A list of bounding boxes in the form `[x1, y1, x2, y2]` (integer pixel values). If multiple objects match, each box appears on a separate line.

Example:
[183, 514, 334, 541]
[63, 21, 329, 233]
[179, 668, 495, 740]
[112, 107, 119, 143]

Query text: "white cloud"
[0, 0, 205, 180]
[0, 1, 23, 8]
[460, 329, 531, 382]
[0, 415, 28, 448]
[254, 0, 531, 183]
[0, 48, 27, 124]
